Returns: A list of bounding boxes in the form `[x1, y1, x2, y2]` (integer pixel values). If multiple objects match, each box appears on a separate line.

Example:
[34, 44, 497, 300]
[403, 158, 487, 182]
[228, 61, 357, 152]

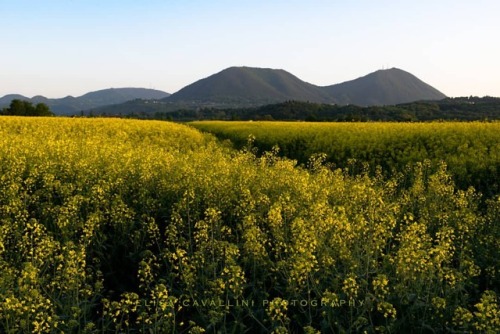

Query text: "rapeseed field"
[1, 117, 499, 333]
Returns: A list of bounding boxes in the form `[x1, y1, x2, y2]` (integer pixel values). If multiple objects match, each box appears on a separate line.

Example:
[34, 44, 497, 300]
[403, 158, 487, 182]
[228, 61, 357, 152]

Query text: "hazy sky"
[2, 0, 499, 98]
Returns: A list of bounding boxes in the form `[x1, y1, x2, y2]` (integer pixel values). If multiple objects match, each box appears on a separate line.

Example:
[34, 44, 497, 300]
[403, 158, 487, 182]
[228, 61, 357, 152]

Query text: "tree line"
[1, 99, 54, 116]
[94, 96, 500, 122]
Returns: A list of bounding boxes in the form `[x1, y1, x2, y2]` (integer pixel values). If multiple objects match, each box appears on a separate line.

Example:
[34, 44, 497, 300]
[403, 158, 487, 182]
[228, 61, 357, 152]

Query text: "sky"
[1, 0, 499, 98]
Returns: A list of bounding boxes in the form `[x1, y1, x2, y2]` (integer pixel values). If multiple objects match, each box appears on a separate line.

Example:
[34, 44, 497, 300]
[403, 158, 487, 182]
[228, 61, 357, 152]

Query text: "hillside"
[0, 88, 170, 115]
[323, 68, 446, 105]
[162, 66, 446, 108]
[80, 88, 170, 105]
[2, 67, 448, 114]
[164, 66, 333, 106]
[0, 94, 29, 105]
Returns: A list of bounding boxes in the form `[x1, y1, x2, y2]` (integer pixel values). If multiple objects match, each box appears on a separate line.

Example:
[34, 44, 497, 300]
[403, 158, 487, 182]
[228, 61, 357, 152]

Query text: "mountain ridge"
[1, 67, 447, 115]
[0, 88, 170, 115]
[323, 68, 446, 105]
[165, 66, 334, 106]
[163, 66, 445, 108]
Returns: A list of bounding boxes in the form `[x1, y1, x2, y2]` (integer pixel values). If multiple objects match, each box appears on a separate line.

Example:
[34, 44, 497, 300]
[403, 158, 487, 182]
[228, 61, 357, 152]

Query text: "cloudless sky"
[1, 0, 499, 98]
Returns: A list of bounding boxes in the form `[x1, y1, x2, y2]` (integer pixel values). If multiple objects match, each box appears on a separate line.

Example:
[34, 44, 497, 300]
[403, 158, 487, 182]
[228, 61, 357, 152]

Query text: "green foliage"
[94, 97, 500, 121]
[0, 117, 498, 333]
[1, 99, 54, 117]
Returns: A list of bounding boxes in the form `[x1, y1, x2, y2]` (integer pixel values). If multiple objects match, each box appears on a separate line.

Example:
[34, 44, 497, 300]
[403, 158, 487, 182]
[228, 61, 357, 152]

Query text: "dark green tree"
[34, 102, 53, 116]
[1, 99, 54, 116]
[5, 99, 30, 115]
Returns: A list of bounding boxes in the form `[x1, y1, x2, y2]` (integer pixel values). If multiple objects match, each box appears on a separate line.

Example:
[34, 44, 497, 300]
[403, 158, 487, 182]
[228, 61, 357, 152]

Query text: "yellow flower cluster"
[267, 297, 289, 323]
[342, 275, 359, 299]
[473, 291, 500, 332]
[452, 291, 500, 332]
[372, 274, 389, 299]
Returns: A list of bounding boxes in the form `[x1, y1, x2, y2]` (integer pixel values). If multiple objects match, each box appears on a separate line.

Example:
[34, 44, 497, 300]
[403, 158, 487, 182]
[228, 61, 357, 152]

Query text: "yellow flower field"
[0, 117, 499, 333]
[191, 121, 500, 197]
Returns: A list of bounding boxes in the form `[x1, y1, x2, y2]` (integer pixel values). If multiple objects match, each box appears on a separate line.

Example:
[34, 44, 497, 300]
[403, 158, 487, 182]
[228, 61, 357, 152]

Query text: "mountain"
[0, 94, 30, 106]
[164, 66, 333, 107]
[162, 66, 445, 108]
[2, 67, 447, 115]
[0, 88, 170, 115]
[80, 88, 170, 106]
[323, 68, 446, 106]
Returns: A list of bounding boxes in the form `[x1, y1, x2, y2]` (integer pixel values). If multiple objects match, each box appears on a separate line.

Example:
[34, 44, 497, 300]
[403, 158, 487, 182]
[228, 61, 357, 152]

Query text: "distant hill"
[323, 68, 446, 106]
[0, 88, 170, 115]
[0, 94, 30, 106]
[80, 88, 170, 106]
[161, 66, 445, 108]
[164, 66, 333, 107]
[95, 67, 447, 115]
[2, 67, 447, 115]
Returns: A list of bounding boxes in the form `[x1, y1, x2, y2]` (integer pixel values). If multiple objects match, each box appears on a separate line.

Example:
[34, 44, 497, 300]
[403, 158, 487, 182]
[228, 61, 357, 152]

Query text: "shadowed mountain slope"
[1, 88, 170, 115]
[165, 66, 334, 106]
[322, 68, 446, 106]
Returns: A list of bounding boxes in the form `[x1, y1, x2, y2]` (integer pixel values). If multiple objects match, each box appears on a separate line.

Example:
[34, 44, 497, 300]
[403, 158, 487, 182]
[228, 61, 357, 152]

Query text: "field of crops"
[1, 117, 499, 333]
[191, 121, 500, 198]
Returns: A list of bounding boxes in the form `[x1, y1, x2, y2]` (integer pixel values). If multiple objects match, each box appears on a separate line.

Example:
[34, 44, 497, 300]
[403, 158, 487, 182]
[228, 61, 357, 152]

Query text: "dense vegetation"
[191, 121, 500, 199]
[92, 96, 500, 122]
[0, 118, 499, 333]
[0, 100, 54, 117]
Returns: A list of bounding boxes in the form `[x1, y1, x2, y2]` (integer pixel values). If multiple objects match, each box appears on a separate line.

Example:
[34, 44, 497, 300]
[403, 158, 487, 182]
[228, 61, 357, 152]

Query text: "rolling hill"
[162, 66, 446, 108]
[323, 68, 446, 105]
[0, 88, 170, 115]
[2, 67, 447, 115]
[0, 94, 29, 106]
[164, 66, 334, 106]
